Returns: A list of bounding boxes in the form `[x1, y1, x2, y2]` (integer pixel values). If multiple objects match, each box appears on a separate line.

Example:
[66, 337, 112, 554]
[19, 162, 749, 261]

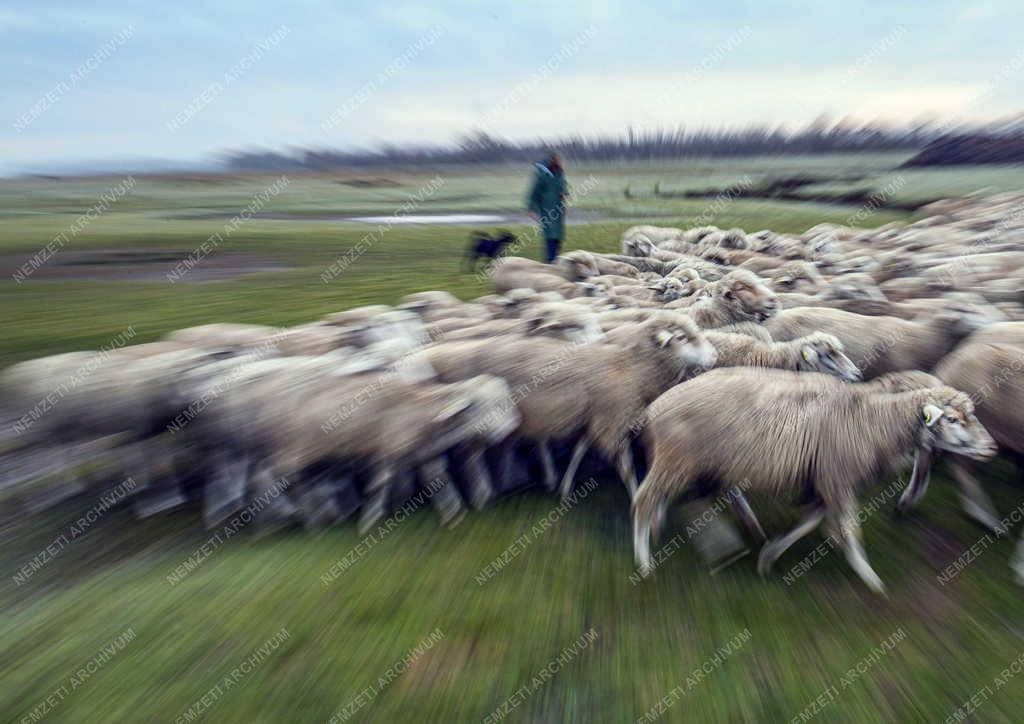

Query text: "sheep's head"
[919, 390, 996, 461]
[557, 251, 600, 281]
[875, 252, 914, 280]
[666, 267, 704, 296]
[720, 228, 749, 250]
[770, 262, 823, 294]
[624, 235, 656, 257]
[821, 273, 886, 302]
[808, 233, 840, 257]
[525, 309, 604, 345]
[929, 297, 1004, 338]
[644, 318, 717, 374]
[795, 333, 861, 382]
[648, 277, 687, 303]
[717, 270, 779, 322]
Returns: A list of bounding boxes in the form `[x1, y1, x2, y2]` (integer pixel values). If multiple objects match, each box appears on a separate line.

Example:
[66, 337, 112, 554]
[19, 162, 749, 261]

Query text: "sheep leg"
[757, 505, 825, 577]
[1013, 531, 1024, 587]
[950, 458, 1006, 535]
[559, 435, 591, 502]
[461, 444, 495, 509]
[727, 487, 766, 542]
[633, 503, 655, 577]
[357, 467, 394, 535]
[496, 437, 518, 492]
[650, 500, 669, 544]
[202, 453, 249, 528]
[835, 505, 886, 595]
[896, 447, 933, 513]
[615, 446, 639, 499]
[420, 457, 465, 528]
[537, 440, 557, 491]
[331, 474, 361, 522]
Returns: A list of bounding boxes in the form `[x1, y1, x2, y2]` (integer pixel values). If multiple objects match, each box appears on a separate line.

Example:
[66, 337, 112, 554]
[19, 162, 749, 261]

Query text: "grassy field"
[3, 158, 1024, 723]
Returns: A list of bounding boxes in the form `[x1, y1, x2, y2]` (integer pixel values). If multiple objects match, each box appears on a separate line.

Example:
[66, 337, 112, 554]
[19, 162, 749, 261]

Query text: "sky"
[1, 0, 1022, 174]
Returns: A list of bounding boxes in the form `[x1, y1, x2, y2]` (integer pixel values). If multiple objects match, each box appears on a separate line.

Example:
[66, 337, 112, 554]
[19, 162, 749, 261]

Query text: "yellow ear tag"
[802, 348, 811, 361]
[924, 410, 932, 424]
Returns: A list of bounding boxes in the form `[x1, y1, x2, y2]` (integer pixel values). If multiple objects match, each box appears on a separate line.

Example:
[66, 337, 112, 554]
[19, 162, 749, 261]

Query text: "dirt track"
[2, 249, 289, 282]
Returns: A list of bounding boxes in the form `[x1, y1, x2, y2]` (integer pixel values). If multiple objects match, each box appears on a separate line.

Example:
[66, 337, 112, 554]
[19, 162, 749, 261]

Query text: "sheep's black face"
[922, 400, 997, 461]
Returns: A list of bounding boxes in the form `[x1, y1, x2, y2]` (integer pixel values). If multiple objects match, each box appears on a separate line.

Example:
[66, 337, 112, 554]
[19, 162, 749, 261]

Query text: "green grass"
[2, 161, 1024, 722]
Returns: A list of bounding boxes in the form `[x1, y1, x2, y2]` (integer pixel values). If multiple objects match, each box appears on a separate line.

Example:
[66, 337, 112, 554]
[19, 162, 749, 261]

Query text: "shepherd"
[526, 152, 568, 263]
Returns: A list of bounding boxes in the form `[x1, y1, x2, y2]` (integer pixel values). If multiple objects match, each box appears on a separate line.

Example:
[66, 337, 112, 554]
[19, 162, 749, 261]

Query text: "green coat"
[526, 163, 568, 240]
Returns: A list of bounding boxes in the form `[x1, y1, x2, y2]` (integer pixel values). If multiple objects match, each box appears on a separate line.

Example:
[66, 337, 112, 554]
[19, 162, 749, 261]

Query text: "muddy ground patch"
[3, 249, 290, 282]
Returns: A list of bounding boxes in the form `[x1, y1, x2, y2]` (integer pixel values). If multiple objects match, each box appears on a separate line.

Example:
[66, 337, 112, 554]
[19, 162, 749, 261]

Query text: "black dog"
[464, 230, 516, 271]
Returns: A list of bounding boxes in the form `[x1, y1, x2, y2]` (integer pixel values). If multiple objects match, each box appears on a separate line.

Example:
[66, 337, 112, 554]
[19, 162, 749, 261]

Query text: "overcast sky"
[1, 0, 1022, 174]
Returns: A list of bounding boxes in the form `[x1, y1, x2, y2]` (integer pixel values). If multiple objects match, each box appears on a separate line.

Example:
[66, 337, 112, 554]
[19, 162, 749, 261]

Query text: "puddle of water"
[347, 213, 508, 225]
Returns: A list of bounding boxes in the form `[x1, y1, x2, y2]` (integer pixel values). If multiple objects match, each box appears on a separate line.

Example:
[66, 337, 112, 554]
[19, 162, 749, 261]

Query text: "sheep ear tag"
[801, 347, 814, 362]
[922, 404, 943, 427]
[656, 330, 673, 347]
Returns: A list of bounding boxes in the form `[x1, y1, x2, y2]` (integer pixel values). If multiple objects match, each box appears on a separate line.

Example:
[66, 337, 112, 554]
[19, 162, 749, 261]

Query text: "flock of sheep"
[3, 191, 1024, 594]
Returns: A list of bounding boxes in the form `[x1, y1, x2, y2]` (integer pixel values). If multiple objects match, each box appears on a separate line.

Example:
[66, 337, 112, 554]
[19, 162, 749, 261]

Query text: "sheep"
[679, 269, 779, 328]
[320, 306, 430, 348]
[417, 317, 717, 498]
[819, 273, 887, 303]
[762, 261, 825, 294]
[271, 324, 351, 356]
[560, 250, 639, 278]
[520, 303, 605, 344]
[633, 368, 996, 591]
[931, 340, 1024, 562]
[666, 259, 726, 282]
[489, 257, 595, 298]
[717, 228, 750, 250]
[322, 304, 394, 327]
[590, 273, 648, 289]
[595, 307, 682, 332]
[965, 321, 1024, 348]
[717, 322, 774, 342]
[766, 302, 999, 379]
[703, 331, 861, 381]
[205, 359, 519, 531]
[554, 251, 601, 281]
[427, 318, 527, 342]
[622, 225, 683, 246]
[621, 235, 657, 258]
[165, 323, 282, 352]
[609, 277, 688, 305]
[601, 254, 678, 276]
[2, 345, 252, 515]
[399, 291, 491, 323]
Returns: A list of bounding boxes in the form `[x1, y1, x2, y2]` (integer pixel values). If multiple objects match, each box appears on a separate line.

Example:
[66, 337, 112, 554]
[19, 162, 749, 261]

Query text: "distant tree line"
[222, 118, 1017, 171]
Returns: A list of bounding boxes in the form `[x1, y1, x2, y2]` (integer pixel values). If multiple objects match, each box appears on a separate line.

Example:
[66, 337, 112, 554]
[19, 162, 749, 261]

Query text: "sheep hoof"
[864, 575, 887, 596]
